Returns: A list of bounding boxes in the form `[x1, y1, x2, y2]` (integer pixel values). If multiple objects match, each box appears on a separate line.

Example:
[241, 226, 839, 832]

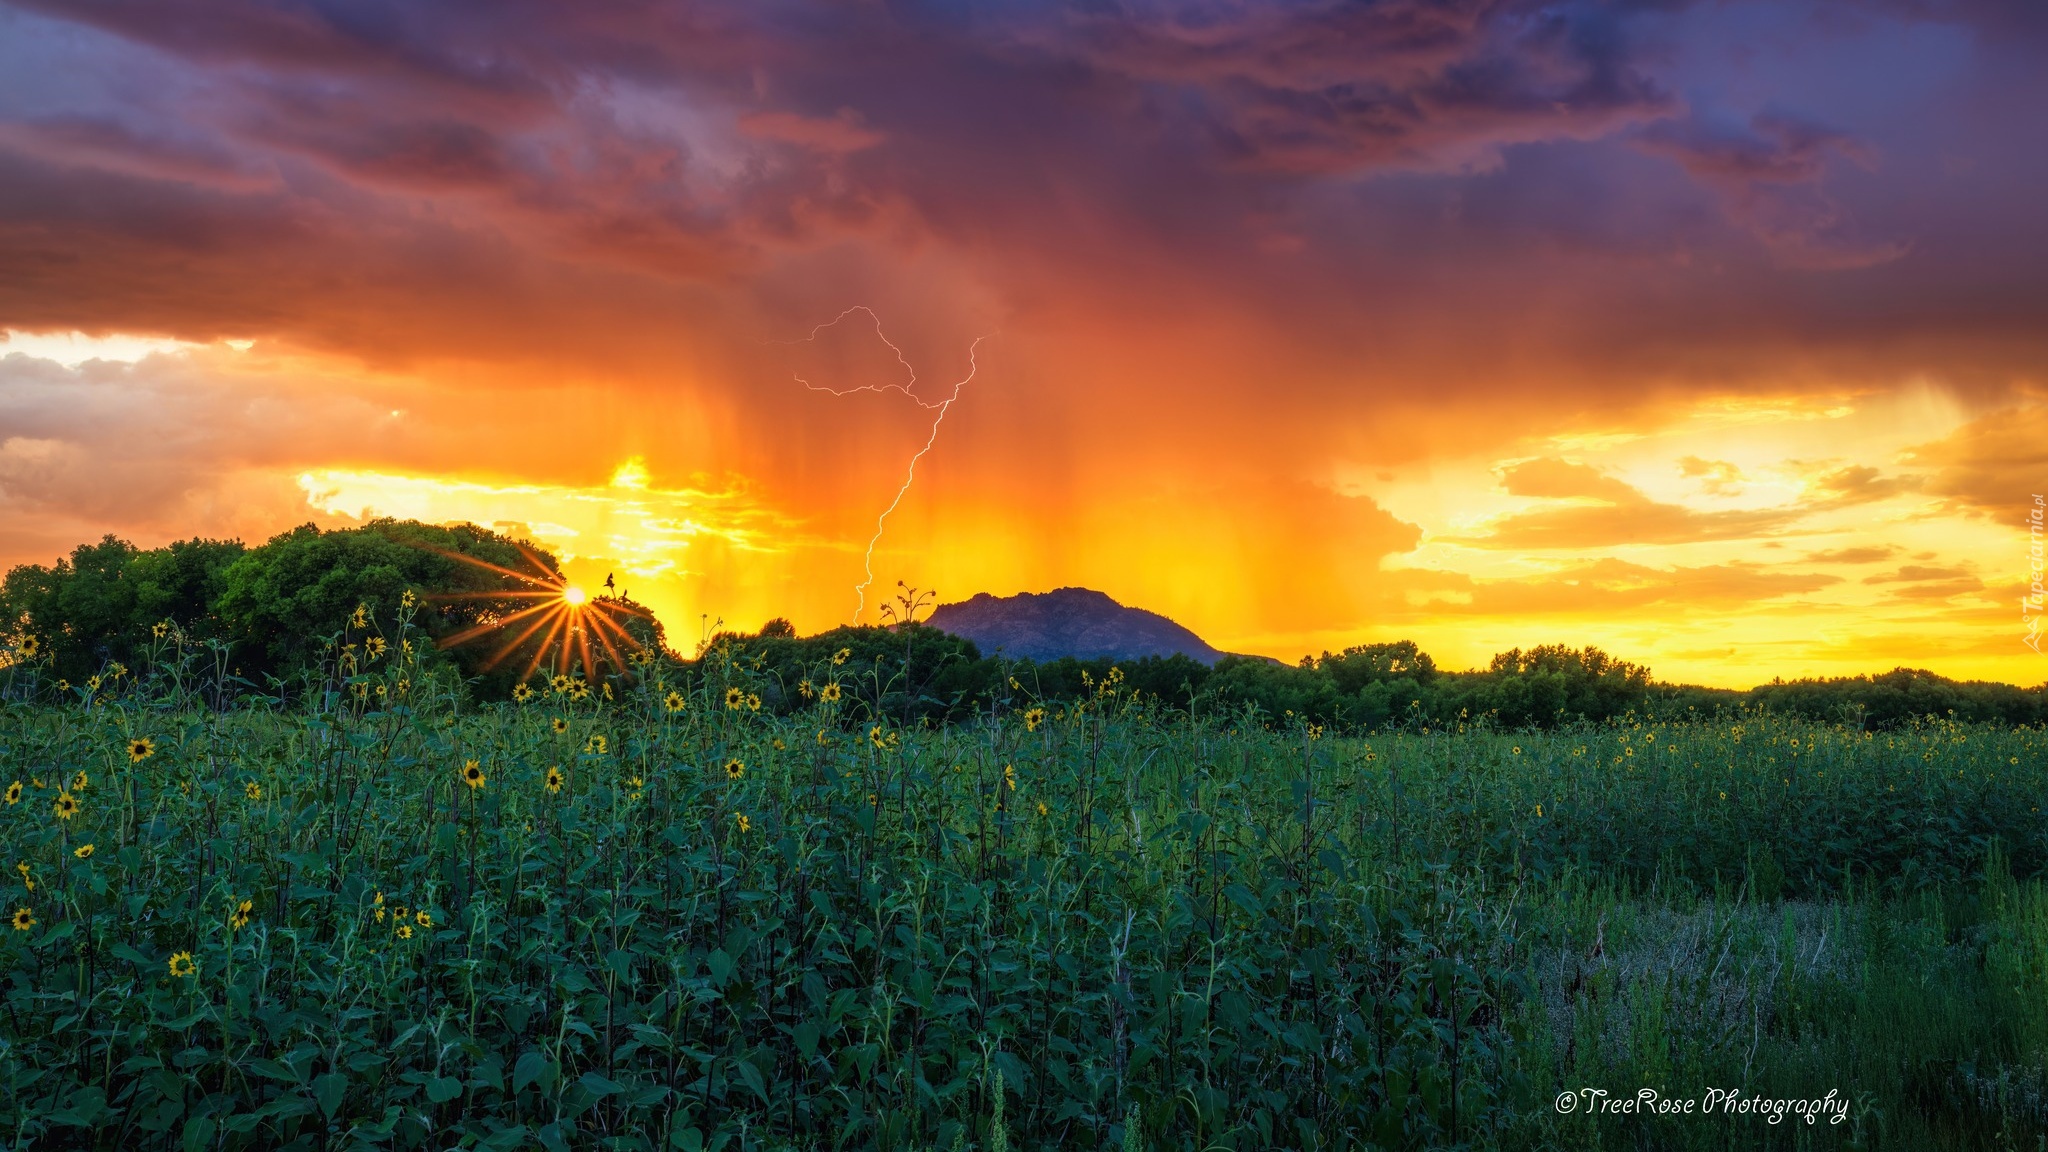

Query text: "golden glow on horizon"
[562, 586, 588, 606]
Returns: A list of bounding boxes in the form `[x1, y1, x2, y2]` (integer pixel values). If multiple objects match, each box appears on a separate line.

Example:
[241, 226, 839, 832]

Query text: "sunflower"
[625, 775, 644, 802]
[415, 909, 432, 928]
[373, 892, 385, 922]
[569, 681, 591, 702]
[86, 675, 102, 692]
[167, 951, 196, 978]
[797, 680, 815, 700]
[365, 636, 388, 659]
[1003, 764, 1017, 791]
[244, 781, 262, 801]
[395, 924, 413, 940]
[724, 758, 745, 781]
[53, 791, 78, 821]
[1035, 800, 1048, 817]
[551, 674, 572, 695]
[583, 735, 608, 755]
[229, 899, 253, 931]
[663, 691, 686, 713]
[400, 588, 418, 609]
[552, 718, 569, 734]
[512, 684, 535, 703]
[545, 766, 565, 794]
[73, 843, 94, 860]
[152, 621, 170, 639]
[869, 726, 886, 750]
[820, 683, 841, 703]
[1023, 707, 1045, 733]
[462, 760, 486, 790]
[14, 862, 30, 891]
[72, 770, 89, 792]
[746, 693, 762, 713]
[771, 738, 786, 752]
[816, 729, 831, 746]
[4, 781, 20, 806]
[11, 907, 33, 932]
[735, 813, 751, 834]
[350, 604, 369, 629]
[17, 635, 39, 658]
[832, 648, 850, 666]
[724, 687, 745, 711]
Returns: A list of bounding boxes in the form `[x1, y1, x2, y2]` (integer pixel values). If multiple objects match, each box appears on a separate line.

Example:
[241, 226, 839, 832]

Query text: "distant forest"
[3, 520, 2042, 730]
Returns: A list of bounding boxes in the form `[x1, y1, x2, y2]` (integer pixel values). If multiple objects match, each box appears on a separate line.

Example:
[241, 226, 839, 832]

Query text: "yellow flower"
[11, 907, 33, 932]
[351, 604, 369, 629]
[15, 862, 31, 891]
[869, 726, 886, 749]
[625, 775, 644, 802]
[86, 675, 102, 691]
[53, 791, 78, 821]
[583, 735, 608, 755]
[245, 781, 262, 801]
[1510, 746, 1521, 756]
[569, 682, 591, 702]
[552, 718, 569, 734]
[1035, 800, 1048, 817]
[735, 813, 751, 834]
[513, 684, 535, 703]
[725, 687, 746, 711]
[365, 636, 388, 659]
[17, 635, 39, 658]
[229, 899, 253, 931]
[395, 924, 414, 940]
[167, 951, 196, 978]
[551, 674, 572, 695]
[772, 738, 786, 752]
[74, 844, 94, 859]
[73, 770, 90, 792]
[108, 661, 127, 679]
[1024, 708, 1045, 733]
[400, 589, 418, 609]
[462, 760, 486, 790]
[545, 766, 565, 794]
[415, 909, 432, 928]
[663, 691, 686, 713]
[1535, 804, 1544, 817]
[746, 692, 762, 713]
[725, 758, 745, 781]
[798, 680, 815, 699]
[832, 647, 850, 666]
[816, 729, 831, 746]
[820, 682, 842, 703]
[4, 781, 19, 806]
[1003, 764, 1017, 791]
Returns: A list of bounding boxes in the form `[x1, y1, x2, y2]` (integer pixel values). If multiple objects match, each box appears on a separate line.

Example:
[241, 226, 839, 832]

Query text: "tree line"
[4, 521, 2043, 729]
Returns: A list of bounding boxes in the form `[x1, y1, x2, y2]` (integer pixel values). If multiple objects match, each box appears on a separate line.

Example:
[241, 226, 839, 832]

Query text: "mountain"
[925, 587, 1226, 665]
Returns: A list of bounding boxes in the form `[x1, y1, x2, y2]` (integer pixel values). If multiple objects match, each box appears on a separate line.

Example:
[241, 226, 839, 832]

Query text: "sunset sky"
[2, 0, 2045, 687]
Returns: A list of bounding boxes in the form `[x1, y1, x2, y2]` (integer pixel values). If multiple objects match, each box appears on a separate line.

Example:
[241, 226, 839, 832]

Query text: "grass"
[3, 625, 2048, 1150]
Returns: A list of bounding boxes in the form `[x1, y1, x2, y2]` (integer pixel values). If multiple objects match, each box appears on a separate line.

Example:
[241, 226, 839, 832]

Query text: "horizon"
[4, 1, 2047, 691]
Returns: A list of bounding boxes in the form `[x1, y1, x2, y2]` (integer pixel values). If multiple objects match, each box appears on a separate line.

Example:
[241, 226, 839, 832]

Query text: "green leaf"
[513, 1050, 551, 1094]
[426, 1076, 464, 1104]
[314, 1073, 347, 1119]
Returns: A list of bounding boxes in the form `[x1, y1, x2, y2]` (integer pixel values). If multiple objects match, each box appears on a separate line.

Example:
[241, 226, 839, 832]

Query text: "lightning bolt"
[787, 306, 991, 625]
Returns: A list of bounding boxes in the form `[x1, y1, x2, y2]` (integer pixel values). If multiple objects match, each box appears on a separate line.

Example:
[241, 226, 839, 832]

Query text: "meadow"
[5, 615, 2048, 1150]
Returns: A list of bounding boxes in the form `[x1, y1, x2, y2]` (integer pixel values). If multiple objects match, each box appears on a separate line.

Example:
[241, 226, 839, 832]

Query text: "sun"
[562, 586, 588, 606]
[411, 541, 652, 682]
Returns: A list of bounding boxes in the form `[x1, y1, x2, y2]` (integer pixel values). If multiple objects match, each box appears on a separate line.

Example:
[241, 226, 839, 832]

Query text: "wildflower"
[1003, 764, 1017, 792]
[798, 680, 815, 700]
[54, 679, 67, 691]
[1365, 752, 1377, 762]
[1024, 707, 1045, 733]
[583, 735, 608, 755]
[725, 758, 745, 781]
[772, 738, 786, 752]
[167, 951, 196, 978]
[396, 677, 410, 694]
[513, 684, 536, 703]
[1036, 800, 1048, 817]
[400, 589, 418, 609]
[351, 604, 369, 628]
[626, 776, 644, 801]
[395, 924, 413, 940]
[152, 621, 170, 639]
[569, 681, 591, 702]
[816, 729, 831, 746]
[1535, 804, 1544, 817]
[16, 862, 32, 891]
[1511, 746, 1521, 756]
[245, 781, 262, 801]
[108, 661, 127, 679]
[725, 687, 746, 711]
[375, 683, 387, 699]
[545, 766, 565, 794]
[53, 791, 78, 820]
[832, 648, 850, 666]
[820, 682, 842, 703]
[4, 781, 20, 806]
[86, 675, 102, 691]
[746, 692, 762, 713]
[735, 813, 751, 834]
[415, 909, 432, 928]
[552, 718, 569, 734]
[74, 844, 94, 859]
[17, 635, 39, 658]
[663, 691, 686, 713]
[603, 683, 614, 700]
[11, 907, 33, 932]
[869, 726, 886, 749]
[462, 760, 486, 790]
[229, 899, 252, 931]
[551, 674, 572, 695]
[365, 636, 388, 659]
[373, 892, 385, 923]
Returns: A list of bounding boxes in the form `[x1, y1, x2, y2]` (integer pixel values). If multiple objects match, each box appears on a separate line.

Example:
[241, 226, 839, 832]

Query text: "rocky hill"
[925, 587, 1225, 665]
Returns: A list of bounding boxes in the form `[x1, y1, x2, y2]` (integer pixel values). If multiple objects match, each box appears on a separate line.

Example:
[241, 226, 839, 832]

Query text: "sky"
[1, 0, 2045, 688]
